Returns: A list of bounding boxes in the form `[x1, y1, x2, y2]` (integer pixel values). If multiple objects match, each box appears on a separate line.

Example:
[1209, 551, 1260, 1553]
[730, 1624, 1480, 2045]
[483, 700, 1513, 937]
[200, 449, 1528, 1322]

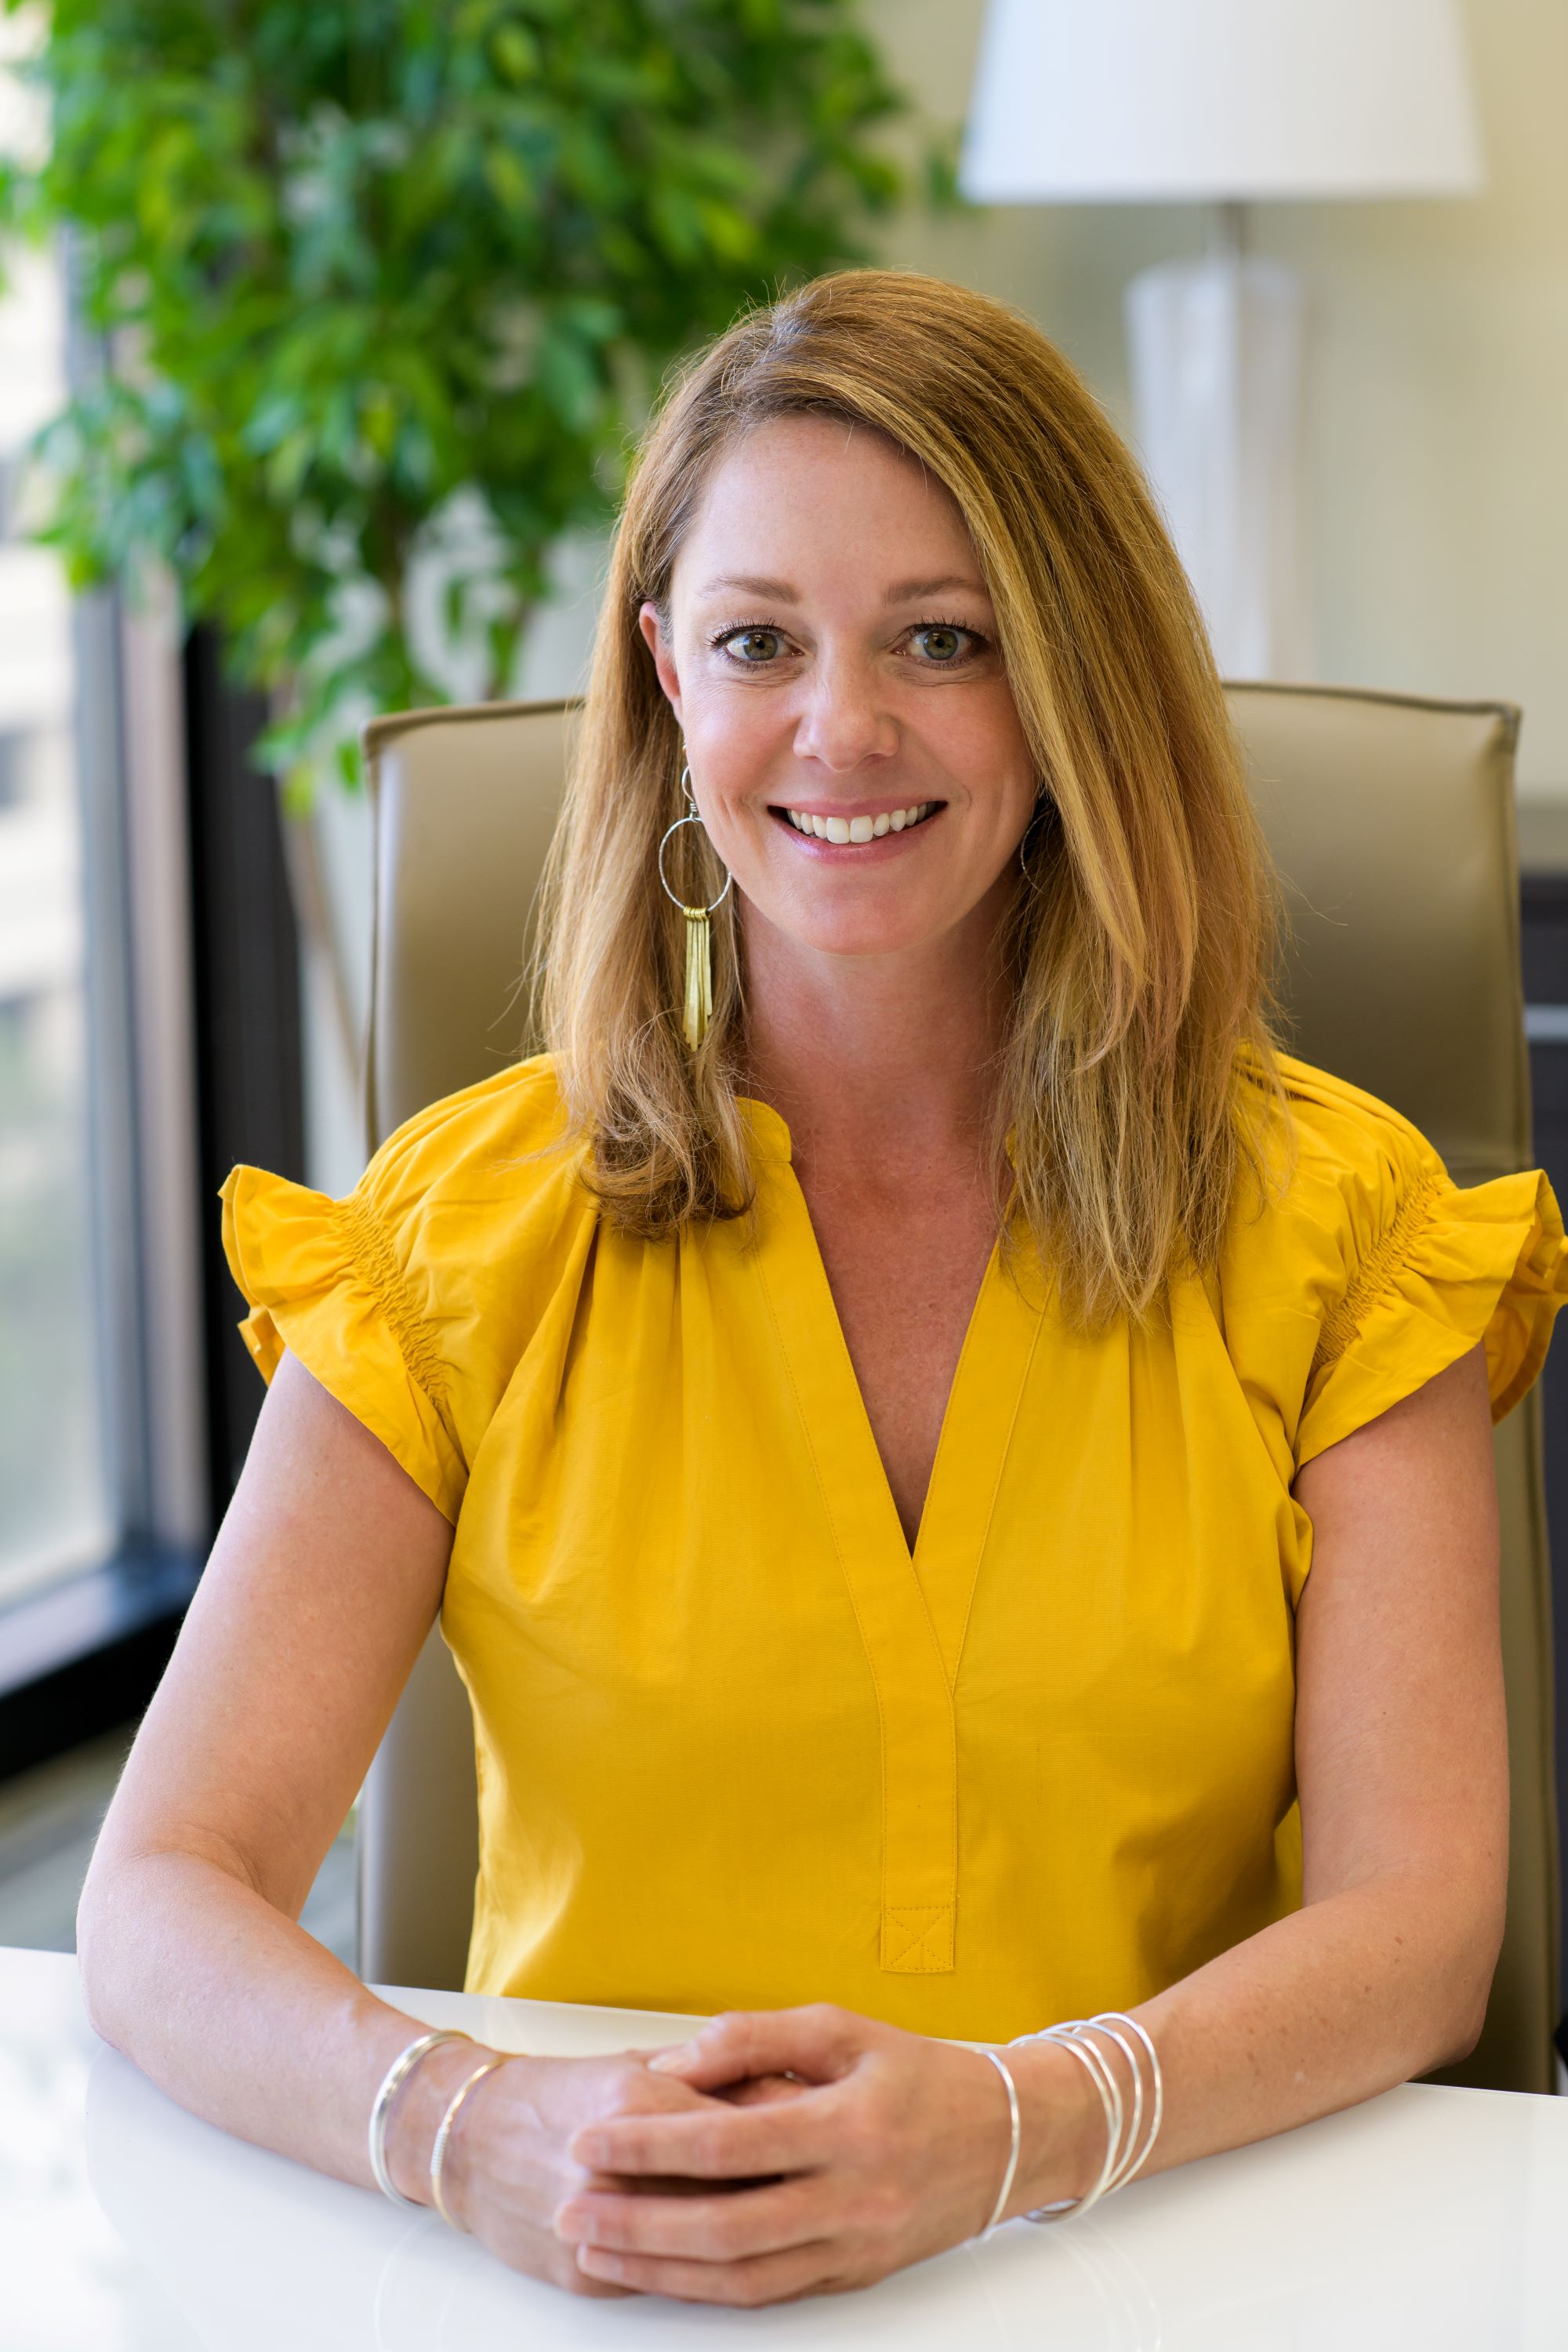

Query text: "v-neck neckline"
[742, 1094, 1044, 1686]
[742, 1092, 1044, 1973]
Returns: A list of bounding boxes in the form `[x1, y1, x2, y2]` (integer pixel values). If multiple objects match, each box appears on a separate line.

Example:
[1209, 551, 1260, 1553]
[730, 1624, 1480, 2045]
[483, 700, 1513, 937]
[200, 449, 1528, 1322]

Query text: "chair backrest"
[357, 684, 1559, 2092]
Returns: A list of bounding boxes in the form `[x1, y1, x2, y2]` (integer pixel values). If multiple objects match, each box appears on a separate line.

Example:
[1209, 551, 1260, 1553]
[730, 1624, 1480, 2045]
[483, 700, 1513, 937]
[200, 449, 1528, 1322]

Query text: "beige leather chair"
[356, 684, 1560, 2094]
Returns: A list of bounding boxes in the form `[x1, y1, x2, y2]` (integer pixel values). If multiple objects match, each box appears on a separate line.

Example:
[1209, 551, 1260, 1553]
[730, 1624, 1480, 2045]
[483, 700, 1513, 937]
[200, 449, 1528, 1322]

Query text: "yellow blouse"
[219, 1050, 1568, 2041]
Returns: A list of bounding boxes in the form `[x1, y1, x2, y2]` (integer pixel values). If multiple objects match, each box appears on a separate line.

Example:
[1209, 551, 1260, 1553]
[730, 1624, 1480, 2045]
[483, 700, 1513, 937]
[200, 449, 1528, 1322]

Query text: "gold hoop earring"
[659, 761, 732, 1051]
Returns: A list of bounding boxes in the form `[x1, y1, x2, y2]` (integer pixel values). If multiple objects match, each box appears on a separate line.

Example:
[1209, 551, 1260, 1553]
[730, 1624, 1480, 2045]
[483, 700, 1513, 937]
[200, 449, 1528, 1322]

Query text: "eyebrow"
[882, 573, 991, 605]
[693, 572, 991, 606]
[695, 574, 799, 602]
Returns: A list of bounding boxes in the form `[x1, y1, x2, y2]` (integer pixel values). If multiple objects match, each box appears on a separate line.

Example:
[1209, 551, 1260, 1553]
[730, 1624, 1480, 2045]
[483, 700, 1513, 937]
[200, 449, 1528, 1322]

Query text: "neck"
[740, 883, 1012, 1175]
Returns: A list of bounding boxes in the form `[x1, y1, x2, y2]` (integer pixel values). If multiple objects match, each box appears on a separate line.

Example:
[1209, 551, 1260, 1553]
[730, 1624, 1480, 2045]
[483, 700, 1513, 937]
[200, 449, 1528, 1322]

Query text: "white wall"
[863, 0, 1568, 797]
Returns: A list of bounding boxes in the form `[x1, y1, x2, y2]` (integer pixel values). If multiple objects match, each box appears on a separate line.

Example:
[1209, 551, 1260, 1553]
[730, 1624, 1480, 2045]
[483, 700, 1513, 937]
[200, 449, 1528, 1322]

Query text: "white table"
[4, 1946, 1566, 2350]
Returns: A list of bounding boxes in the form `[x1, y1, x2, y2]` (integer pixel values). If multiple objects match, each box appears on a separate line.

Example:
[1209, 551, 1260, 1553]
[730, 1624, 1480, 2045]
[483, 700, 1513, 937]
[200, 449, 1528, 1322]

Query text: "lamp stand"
[1124, 204, 1311, 681]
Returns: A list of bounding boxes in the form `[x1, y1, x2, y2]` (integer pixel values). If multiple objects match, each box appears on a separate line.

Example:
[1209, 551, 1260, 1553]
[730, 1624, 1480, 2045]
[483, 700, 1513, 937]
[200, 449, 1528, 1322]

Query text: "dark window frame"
[0, 619, 303, 1774]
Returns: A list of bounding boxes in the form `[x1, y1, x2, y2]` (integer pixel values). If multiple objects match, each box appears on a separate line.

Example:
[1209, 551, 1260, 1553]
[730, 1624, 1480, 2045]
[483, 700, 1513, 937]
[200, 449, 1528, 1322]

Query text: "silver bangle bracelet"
[1064, 2016, 1145, 2190]
[1021, 2027, 1120, 2221]
[1090, 2009, 1163, 2187]
[975, 2047, 1022, 2239]
[1006, 2010, 1163, 2224]
[368, 2028, 474, 2207]
[430, 2055, 507, 2231]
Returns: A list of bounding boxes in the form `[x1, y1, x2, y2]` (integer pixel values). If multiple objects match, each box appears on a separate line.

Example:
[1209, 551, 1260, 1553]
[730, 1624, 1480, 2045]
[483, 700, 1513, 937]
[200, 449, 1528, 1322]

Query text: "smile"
[777, 802, 939, 844]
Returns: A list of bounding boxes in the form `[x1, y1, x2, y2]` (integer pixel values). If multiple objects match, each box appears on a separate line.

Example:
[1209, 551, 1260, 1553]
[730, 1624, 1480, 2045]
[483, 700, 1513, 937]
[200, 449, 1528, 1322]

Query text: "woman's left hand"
[550, 2003, 1076, 2306]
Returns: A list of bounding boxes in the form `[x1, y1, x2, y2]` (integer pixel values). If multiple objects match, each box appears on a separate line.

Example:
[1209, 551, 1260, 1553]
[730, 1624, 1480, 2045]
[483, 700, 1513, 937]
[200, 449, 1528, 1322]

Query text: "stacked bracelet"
[1009, 2011, 1163, 2223]
[367, 2028, 474, 2207]
[968, 2010, 1163, 2238]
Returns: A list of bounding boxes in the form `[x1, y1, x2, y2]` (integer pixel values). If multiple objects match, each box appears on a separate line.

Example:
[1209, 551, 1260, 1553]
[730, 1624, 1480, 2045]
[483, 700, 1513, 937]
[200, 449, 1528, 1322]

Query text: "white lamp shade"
[961, 0, 1484, 204]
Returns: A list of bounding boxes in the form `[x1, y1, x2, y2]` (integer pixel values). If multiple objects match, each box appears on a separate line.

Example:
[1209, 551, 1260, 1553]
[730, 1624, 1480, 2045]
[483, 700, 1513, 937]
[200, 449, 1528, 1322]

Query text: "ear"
[638, 601, 683, 725]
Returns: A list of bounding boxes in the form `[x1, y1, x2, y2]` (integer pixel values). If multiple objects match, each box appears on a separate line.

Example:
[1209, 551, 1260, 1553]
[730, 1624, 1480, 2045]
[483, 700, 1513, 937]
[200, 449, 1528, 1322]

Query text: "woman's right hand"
[386, 2043, 768, 2296]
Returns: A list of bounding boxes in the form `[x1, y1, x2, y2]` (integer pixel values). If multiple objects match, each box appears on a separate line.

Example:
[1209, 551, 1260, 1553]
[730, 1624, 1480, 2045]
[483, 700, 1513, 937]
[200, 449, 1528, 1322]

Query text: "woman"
[79, 270, 1567, 2307]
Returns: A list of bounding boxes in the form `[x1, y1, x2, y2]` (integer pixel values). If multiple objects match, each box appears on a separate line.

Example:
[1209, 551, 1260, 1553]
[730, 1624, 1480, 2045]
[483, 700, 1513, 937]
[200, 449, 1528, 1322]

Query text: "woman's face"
[640, 414, 1038, 967]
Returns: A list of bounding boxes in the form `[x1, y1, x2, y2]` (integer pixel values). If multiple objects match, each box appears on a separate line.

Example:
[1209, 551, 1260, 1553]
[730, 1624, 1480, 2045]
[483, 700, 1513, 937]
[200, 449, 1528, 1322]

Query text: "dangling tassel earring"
[657, 758, 732, 1052]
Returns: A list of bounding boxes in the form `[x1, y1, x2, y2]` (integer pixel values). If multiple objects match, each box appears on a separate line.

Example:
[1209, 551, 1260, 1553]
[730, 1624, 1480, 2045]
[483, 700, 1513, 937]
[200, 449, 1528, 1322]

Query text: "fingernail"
[648, 2042, 697, 2072]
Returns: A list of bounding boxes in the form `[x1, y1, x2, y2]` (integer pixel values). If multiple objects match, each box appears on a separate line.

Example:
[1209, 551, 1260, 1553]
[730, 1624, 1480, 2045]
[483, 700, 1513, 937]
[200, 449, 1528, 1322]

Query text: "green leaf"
[3, 0, 925, 789]
[482, 141, 532, 216]
[492, 23, 539, 84]
[535, 326, 600, 431]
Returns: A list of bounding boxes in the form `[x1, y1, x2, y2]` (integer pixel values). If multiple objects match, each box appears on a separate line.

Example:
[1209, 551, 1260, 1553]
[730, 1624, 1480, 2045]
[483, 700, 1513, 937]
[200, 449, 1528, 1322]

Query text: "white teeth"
[780, 803, 938, 839]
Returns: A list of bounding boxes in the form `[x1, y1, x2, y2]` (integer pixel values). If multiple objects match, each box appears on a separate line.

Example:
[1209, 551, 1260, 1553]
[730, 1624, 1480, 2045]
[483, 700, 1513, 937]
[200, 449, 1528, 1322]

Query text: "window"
[0, 157, 112, 1608]
[1, 22, 206, 1687]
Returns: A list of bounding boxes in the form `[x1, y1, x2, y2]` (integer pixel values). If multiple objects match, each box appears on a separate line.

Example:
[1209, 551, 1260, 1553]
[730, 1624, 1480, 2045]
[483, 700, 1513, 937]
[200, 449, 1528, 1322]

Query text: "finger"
[484, 2207, 638, 2301]
[575, 2239, 841, 2307]
[556, 2178, 823, 2263]
[647, 2004, 866, 2091]
[570, 2089, 832, 2180]
[718, 2072, 811, 2107]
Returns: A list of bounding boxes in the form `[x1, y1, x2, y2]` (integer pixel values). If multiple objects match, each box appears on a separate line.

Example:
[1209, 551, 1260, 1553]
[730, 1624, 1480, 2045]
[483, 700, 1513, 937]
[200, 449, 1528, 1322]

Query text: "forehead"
[671, 412, 982, 599]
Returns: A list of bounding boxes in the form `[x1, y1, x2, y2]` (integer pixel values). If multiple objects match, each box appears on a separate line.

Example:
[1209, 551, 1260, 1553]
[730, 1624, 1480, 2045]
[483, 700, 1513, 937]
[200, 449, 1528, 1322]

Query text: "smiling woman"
[541, 273, 1283, 1337]
[76, 270, 1568, 2310]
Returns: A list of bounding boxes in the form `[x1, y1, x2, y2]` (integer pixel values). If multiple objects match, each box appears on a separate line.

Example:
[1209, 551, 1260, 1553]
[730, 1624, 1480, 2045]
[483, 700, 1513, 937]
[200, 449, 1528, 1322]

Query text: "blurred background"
[0, 0, 1564, 2032]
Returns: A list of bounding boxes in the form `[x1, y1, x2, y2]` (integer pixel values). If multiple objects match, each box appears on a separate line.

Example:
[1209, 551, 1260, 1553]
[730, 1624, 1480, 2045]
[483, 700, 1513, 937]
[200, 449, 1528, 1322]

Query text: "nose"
[791, 650, 899, 775]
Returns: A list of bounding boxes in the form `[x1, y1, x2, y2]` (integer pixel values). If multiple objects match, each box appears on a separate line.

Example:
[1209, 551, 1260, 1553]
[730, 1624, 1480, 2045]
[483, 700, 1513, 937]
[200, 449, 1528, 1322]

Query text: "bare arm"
[77, 1352, 714, 2293]
[78, 1350, 466, 2185]
[543, 1341, 1509, 2302]
[1123, 1332, 1507, 2164]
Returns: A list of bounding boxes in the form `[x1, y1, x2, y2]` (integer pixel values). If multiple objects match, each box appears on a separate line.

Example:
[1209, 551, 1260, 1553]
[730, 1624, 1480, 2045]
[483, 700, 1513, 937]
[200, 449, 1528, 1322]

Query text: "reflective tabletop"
[5, 1947, 1566, 2350]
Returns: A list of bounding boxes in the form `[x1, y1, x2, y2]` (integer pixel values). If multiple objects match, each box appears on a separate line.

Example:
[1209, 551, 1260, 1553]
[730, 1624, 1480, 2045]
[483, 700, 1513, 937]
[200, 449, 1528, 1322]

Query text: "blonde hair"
[537, 267, 1295, 1328]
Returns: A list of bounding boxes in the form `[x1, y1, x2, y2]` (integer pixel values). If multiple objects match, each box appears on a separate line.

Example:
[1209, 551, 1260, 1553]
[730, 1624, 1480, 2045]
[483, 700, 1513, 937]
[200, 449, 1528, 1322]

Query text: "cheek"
[952, 738, 1037, 861]
[691, 691, 782, 757]
[682, 695, 789, 840]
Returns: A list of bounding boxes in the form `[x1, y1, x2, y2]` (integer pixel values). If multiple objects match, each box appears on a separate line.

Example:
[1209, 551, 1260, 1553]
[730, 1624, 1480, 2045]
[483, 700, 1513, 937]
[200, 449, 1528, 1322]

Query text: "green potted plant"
[0, 0, 945, 809]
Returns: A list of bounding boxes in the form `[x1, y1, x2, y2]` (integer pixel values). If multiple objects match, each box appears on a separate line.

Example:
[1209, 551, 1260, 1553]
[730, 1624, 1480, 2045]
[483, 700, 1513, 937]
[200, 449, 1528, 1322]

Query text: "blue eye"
[720, 626, 786, 662]
[912, 624, 968, 662]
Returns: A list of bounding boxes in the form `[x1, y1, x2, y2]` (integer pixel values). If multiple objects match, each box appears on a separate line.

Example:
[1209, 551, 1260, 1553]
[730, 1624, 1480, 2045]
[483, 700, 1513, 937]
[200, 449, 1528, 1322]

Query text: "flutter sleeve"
[219, 1055, 593, 1526]
[219, 1146, 468, 1525]
[1285, 1071, 1568, 1472]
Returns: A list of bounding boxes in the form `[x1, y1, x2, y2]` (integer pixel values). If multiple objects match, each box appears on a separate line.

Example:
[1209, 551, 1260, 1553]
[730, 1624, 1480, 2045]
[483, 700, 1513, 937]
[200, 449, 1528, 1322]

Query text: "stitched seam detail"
[336, 1192, 452, 1413]
[884, 1906, 953, 1969]
[1312, 1168, 1445, 1381]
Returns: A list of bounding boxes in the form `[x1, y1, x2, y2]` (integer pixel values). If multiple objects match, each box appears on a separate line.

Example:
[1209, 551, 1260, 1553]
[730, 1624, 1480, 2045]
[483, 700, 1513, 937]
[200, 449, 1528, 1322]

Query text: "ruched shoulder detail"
[1296, 1151, 1568, 1470]
[1229, 1052, 1568, 1475]
[219, 1054, 594, 1526]
[220, 1165, 466, 1520]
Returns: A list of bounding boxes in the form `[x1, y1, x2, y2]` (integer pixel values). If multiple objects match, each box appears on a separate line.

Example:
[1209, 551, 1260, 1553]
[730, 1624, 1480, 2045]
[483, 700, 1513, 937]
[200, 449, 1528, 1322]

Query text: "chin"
[772, 907, 953, 960]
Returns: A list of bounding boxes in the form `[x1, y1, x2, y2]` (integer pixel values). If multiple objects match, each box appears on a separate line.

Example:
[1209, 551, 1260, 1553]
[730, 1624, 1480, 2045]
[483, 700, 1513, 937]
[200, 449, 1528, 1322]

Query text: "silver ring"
[658, 812, 732, 915]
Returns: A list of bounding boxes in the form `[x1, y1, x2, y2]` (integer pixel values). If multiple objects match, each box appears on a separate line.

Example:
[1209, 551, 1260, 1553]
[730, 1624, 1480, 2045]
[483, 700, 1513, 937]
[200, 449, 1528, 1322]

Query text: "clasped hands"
[413, 2002, 1096, 2307]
